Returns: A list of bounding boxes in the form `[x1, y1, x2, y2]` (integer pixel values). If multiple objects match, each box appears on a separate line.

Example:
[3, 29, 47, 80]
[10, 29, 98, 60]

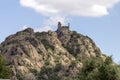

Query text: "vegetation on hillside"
[77, 56, 120, 80]
[36, 56, 120, 80]
[0, 54, 11, 79]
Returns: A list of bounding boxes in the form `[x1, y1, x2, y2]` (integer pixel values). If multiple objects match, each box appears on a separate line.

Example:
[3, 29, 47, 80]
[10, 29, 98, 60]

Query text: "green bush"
[77, 56, 120, 80]
[0, 54, 11, 79]
[37, 66, 60, 80]
[98, 56, 120, 80]
[41, 39, 55, 50]
[70, 60, 77, 68]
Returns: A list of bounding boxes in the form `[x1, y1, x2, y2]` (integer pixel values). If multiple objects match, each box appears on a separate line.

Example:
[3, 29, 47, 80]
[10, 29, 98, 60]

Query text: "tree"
[0, 54, 11, 79]
[37, 65, 61, 80]
[77, 58, 100, 80]
[77, 56, 120, 80]
[98, 56, 120, 80]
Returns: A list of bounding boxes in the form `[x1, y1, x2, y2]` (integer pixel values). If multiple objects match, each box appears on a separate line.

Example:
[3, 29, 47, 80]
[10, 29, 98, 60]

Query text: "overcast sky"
[0, 0, 120, 63]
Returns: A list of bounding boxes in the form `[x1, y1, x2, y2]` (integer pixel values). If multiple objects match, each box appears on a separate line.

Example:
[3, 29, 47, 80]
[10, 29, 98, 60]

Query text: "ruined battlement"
[57, 22, 69, 31]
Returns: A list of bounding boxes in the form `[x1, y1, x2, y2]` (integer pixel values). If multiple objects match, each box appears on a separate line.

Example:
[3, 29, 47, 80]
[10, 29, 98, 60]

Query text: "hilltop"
[0, 22, 120, 80]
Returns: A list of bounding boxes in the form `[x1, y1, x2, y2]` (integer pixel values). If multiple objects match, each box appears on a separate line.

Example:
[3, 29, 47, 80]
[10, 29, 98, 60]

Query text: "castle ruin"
[57, 22, 70, 33]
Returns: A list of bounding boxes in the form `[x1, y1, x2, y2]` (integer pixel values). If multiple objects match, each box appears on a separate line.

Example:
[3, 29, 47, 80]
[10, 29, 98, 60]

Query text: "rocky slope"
[0, 23, 106, 80]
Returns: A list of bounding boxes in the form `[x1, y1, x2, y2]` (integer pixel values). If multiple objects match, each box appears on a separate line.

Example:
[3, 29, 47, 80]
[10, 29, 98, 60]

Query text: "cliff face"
[0, 25, 104, 80]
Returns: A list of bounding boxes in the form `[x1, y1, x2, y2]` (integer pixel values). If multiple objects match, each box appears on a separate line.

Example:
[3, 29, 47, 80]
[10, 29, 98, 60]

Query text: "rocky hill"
[0, 22, 119, 80]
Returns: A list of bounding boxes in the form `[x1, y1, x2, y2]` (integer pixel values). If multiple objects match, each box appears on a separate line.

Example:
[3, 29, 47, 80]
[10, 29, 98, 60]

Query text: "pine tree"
[0, 54, 11, 79]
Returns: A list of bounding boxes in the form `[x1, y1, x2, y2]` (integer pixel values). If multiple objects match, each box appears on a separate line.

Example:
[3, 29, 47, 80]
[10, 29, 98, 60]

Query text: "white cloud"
[91, 4, 108, 17]
[20, 0, 120, 17]
[20, 0, 120, 31]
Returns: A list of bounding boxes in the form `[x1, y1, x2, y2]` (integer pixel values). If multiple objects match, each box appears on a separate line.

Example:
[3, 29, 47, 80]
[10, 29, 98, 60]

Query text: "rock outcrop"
[0, 22, 104, 80]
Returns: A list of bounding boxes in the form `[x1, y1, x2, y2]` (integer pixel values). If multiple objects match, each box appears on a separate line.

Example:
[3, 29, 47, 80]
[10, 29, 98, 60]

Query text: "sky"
[0, 0, 120, 63]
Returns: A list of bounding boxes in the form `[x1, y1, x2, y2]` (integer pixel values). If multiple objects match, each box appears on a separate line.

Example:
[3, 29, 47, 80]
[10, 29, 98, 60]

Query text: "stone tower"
[58, 22, 62, 30]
